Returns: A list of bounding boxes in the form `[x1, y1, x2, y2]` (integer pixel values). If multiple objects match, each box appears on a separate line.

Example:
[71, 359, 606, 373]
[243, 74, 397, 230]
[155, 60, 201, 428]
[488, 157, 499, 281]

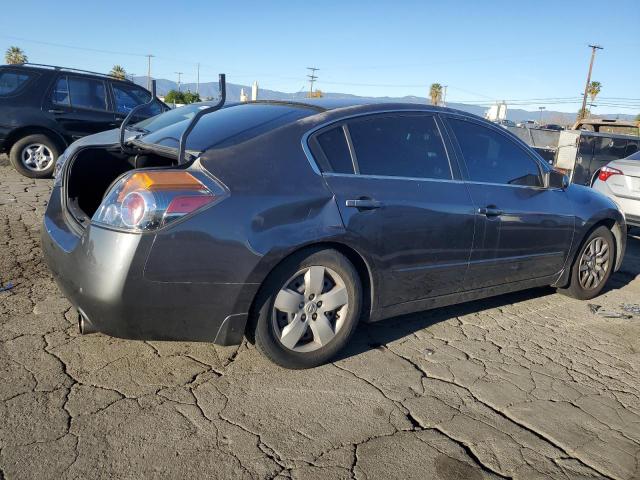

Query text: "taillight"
[598, 166, 623, 182]
[93, 170, 226, 232]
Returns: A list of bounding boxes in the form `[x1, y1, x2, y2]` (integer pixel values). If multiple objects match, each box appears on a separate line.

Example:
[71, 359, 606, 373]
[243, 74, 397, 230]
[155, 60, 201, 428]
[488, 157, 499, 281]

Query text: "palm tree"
[587, 81, 601, 104]
[109, 65, 126, 80]
[5, 46, 27, 64]
[429, 83, 443, 106]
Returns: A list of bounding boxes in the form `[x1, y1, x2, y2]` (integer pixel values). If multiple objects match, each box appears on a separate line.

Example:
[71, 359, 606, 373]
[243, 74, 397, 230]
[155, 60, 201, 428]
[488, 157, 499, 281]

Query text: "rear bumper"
[41, 187, 252, 345]
[593, 180, 640, 227]
[627, 214, 640, 228]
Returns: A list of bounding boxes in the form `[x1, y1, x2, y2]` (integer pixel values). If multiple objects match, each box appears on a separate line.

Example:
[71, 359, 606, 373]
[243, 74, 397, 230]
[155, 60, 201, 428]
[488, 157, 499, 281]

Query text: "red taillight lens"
[93, 170, 226, 232]
[598, 166, 623, 182]
[166, 195, 215, 215]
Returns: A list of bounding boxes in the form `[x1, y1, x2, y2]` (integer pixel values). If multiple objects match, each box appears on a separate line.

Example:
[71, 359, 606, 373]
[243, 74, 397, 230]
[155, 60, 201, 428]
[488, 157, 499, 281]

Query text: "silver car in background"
[593, 151, 640, 229]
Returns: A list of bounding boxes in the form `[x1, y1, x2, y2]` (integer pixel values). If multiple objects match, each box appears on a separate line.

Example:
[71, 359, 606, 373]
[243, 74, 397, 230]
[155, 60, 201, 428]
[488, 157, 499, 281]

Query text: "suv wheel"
[558, 226, 615, 300]
[9, 134, 60, 178]
[253, 249, 362, 369]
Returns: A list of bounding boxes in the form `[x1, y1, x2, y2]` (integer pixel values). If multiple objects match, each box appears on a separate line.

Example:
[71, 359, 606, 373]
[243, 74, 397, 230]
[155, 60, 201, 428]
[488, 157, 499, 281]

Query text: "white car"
[592, 150, 640, 229]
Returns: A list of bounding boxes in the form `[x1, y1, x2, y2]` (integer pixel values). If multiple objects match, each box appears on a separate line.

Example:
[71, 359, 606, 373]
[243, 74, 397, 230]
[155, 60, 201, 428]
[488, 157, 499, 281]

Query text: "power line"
[0, 34, 147, 57]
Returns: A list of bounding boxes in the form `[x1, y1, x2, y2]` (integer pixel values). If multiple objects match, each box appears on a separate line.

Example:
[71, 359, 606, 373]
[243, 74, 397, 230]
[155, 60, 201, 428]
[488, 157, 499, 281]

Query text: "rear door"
[444, 116, 574, 289]
[47, 75, 116, 139]
[311, 112, 476, 306]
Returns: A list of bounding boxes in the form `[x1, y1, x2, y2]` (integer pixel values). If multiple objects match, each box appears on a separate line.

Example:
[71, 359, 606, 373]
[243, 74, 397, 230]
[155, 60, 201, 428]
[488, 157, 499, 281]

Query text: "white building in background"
[251, 81, 259, 101]
[240, 88, 249, 102]
[485, 102, 508, 121]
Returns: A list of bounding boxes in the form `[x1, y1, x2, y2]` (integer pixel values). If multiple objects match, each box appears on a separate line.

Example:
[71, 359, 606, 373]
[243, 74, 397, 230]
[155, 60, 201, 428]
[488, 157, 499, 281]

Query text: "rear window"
[135, 103, 209, 133]
[0, 70, 34, 96]
[139, 103, 315, 151]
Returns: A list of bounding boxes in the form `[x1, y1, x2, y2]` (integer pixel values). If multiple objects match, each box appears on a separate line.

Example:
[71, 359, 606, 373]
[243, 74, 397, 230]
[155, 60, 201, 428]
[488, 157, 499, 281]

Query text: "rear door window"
[52, 76, 108, 111]
[0, 70, 34, 96]
[347, 114, 451, 179]
[449, 118, 542, 187]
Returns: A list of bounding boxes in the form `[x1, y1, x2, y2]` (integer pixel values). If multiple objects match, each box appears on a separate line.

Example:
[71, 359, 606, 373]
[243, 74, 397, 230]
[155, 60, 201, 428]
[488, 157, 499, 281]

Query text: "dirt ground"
[1, 154, 640, 479]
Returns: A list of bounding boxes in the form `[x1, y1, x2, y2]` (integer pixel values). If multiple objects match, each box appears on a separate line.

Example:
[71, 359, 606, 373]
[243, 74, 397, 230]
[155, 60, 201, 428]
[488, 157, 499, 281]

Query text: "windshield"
[134, 103, 213, 133]
[137, 103, 316, 152]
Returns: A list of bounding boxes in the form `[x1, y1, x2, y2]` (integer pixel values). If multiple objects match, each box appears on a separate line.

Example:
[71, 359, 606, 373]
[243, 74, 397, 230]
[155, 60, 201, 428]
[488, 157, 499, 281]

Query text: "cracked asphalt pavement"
[1, 154, 640, 479]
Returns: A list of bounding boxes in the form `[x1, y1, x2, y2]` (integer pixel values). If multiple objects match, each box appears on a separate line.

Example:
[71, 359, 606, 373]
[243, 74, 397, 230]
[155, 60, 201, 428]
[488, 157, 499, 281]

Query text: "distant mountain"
[134, 77, 635, 124]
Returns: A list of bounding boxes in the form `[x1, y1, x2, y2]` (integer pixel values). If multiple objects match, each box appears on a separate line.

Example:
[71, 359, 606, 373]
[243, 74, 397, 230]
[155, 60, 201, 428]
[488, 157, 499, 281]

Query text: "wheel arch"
[4, 126, 68, 153]
[557, 218, 624, 288]
[244, 241, 376, 341]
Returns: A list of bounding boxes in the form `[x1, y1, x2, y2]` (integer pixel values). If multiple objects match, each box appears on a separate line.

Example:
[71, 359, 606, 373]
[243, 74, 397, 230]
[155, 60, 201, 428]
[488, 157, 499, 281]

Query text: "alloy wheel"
[21, 143, 54, 172]
[272, 265, 349, 353]
[578, 236, 610, 290]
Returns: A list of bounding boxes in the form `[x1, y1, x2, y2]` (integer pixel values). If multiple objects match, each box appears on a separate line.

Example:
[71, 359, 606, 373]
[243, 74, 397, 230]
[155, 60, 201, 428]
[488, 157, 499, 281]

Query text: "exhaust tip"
[77, 311, 97, 335]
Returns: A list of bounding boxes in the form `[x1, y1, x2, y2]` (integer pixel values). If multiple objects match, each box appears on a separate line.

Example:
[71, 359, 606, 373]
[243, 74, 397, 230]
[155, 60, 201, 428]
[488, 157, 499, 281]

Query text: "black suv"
[0, 63, 167, 178]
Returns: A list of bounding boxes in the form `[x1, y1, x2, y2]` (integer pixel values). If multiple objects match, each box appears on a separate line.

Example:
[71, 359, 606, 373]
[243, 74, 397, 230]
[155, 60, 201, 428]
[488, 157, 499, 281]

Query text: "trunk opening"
[66, 147, 175, 225]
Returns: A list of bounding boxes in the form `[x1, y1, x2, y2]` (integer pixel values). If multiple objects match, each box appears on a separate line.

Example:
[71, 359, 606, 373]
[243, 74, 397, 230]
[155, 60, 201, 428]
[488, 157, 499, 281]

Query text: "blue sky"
[1, 0, 639, 114]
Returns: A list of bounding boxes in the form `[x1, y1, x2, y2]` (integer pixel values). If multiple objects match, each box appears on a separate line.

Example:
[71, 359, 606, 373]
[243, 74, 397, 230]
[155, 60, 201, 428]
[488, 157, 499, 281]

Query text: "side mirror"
[546, 169, 569, 189]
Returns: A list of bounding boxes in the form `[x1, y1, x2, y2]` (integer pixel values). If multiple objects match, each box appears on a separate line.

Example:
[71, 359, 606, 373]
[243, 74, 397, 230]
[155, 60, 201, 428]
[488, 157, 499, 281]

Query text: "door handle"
[345, 198, 383, 210]
[478, 206, 503, 217]
[48, 109, 66, 114]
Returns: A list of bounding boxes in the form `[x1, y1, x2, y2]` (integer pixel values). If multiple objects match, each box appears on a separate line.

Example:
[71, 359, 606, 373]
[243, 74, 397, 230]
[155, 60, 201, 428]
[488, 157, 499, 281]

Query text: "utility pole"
[175, 72, 183, 92]
[538, 106, 546, 125]
[196, 63, 200, 95]
[307, 67, 319, 97]
[442, 85, 448, 107]
[146, 54, 154, 91]
[580, 44, 603, 119]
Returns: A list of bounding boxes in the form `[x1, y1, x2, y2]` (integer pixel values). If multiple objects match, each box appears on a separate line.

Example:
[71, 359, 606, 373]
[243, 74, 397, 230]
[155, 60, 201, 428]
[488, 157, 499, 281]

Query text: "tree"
[5, 46, 27, 64]
[164, 90, 201, 104]
[182, 91, 201, 104]
[109, 65, 126, 80]
[635, 113, 640, 123]
[429, 83, 443, 106]
[587, 81, 601, 104]
[577, 107, 590, 121]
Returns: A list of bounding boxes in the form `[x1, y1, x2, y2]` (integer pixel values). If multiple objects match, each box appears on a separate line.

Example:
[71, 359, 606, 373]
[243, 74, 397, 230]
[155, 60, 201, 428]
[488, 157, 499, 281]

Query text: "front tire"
[253, 249, 362, 369]
[9, 134, 60, 178]
[558, 226, 615, 300]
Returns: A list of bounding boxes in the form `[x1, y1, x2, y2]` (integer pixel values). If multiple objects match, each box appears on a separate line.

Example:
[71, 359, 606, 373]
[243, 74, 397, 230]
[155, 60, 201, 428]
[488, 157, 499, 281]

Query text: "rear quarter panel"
[555, 184, 626, 286]
[144, 121, 353, 314]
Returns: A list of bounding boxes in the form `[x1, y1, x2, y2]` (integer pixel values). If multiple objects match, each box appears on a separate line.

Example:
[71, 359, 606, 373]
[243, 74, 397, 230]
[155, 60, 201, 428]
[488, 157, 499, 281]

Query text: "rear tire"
[253, 249, 362, 369]
[557, 226, 615, 300]
[9, 134, 60, 179]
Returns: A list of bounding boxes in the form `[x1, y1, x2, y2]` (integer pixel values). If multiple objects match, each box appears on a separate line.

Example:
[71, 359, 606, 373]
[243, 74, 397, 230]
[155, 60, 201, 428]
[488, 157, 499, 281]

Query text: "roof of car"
[242, 98, 472, 117]
[1, 63, 136, 84]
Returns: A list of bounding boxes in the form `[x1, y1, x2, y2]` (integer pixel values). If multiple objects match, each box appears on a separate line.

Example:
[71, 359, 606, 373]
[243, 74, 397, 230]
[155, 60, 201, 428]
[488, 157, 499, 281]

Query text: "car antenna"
[177, 73, 226, 165]
[119, 79, 158, 152]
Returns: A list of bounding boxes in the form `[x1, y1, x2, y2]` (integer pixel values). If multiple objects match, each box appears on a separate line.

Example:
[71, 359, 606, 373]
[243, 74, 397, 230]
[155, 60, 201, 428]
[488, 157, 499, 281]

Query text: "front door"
[47, 75, 116, 140]
[311, 112, 476, 306]
[445, 116, 575, 290]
